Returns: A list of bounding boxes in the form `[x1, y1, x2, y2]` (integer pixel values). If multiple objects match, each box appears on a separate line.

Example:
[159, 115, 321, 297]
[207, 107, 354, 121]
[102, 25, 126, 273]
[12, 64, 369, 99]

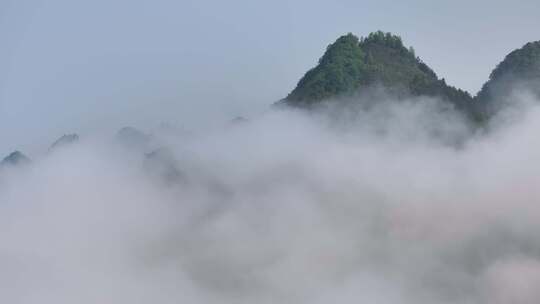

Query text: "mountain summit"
[474, 40, 540, 118]
[283, 31, 473, 111]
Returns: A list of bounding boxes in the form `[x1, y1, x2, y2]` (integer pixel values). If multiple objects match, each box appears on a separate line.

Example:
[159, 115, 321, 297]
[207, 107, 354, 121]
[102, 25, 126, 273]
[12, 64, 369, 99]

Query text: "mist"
[1, 86, 540, 304]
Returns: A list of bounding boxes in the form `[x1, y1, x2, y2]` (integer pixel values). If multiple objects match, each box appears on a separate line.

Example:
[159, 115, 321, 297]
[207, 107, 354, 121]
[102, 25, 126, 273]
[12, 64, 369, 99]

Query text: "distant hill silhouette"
[49, 134, 79, 152]
[1, 151, 31, 167]
[115, 127, 151, 150]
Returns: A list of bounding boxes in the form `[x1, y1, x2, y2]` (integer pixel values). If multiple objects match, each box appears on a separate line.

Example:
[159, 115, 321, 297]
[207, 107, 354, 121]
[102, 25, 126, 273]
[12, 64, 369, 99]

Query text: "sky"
[1, 0, 539, 156]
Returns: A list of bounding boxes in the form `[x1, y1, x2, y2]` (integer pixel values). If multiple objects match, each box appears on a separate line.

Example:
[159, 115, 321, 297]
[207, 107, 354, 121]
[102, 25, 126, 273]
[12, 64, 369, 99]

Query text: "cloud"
[1, 91, 540, 303]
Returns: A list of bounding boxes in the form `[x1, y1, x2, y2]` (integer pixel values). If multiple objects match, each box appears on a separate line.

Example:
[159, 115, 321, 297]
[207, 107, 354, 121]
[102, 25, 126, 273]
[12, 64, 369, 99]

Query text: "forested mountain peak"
[284, 33, 365, 103]
[488, 41, 540, 82]
[474, 40, 540, 119]
[283, 31, 473, 112]
[359, 31, 411, 53]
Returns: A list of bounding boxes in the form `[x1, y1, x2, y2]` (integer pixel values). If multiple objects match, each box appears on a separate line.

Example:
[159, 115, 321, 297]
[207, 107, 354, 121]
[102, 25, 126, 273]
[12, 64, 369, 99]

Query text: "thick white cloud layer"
[1, 92, 540, 303]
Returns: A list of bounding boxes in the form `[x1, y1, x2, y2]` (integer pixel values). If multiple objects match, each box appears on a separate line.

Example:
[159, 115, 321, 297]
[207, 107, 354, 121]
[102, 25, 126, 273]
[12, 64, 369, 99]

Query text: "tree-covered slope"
[285, 33, 366, 103]
[284, 31, 473, 110]
[474, 41, 540, 118]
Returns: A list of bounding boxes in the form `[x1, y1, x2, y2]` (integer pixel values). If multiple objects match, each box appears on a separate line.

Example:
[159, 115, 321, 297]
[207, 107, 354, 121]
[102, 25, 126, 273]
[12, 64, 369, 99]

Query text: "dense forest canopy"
[284, 31, 473, 110]
[285, 33, 366, 103]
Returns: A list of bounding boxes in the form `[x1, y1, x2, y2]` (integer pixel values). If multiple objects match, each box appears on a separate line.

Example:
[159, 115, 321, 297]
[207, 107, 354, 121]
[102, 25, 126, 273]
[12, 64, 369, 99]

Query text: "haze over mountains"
[2, 31, 540, 304]
[4, 31, 540, 162]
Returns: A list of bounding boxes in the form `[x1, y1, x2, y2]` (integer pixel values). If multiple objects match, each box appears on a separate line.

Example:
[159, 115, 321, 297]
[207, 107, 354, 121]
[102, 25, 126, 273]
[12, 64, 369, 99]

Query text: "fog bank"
[1, 92, 540, 303]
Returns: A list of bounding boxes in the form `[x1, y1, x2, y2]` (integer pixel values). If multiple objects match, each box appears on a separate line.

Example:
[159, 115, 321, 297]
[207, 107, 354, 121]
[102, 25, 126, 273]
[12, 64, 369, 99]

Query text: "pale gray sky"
[1, 0, 539, 155]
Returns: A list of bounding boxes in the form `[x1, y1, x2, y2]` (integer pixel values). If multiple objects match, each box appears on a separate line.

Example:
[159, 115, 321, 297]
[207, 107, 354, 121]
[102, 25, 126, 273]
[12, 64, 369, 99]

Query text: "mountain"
[283, 31, 473, 112]
[1, 151, 31, 167]
[49, 134, 79, 152]
[474, 41, 540, 119]
[115, 127, 151, 150]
